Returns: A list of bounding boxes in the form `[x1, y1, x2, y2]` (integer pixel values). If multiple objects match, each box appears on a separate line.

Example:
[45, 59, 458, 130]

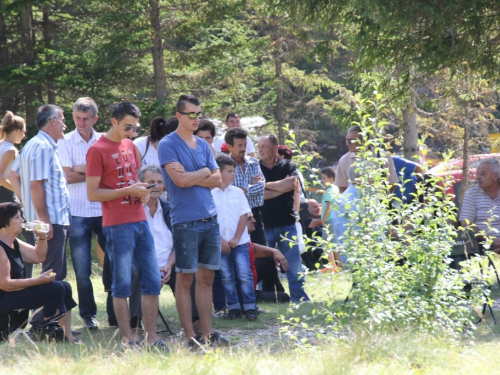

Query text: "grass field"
[2, 253, 500, 375]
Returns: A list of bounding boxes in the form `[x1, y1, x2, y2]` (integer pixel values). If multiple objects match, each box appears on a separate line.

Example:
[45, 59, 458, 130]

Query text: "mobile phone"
[146, 183, 157, 189]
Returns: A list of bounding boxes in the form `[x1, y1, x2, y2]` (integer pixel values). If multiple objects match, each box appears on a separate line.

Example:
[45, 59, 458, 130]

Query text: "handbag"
[451, 229, 480, 257]
[31, 321, 65, 342]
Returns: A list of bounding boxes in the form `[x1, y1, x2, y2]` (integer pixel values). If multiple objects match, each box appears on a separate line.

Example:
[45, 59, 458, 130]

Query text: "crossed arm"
[164, 162, 221, 189]
[264, 176, 297, 200]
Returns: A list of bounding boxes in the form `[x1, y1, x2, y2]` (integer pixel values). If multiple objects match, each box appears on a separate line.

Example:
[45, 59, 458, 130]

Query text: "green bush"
[284, 93, 489, 341]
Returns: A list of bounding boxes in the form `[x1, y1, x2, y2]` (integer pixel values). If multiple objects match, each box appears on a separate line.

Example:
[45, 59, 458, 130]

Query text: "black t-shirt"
[0, 239, 25, 298]
[303, 217, 323, 239]
[260, 158, 297, 228]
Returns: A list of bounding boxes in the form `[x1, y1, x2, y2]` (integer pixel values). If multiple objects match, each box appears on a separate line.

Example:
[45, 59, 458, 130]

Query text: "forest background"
[3, 0, 500, 169]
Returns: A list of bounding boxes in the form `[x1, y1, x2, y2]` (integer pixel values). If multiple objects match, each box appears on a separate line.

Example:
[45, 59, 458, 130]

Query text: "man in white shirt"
[213, 113, 256, 157]
[58, 97, 111, 330]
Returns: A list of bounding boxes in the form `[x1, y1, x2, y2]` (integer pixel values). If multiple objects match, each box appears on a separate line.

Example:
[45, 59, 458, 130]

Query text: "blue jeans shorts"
[172, 216, 221, 273]
[102, 221, 161, 298]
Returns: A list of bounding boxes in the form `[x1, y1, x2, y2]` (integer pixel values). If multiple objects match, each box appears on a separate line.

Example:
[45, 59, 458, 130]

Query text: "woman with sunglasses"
[134, 116, 178, 167]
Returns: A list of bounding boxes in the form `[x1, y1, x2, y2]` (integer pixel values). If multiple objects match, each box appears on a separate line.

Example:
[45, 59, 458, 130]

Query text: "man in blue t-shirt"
[158, 94, 227, 347]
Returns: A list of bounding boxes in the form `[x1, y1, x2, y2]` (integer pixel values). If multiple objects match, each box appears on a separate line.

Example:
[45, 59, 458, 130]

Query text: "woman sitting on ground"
[0, 202, 78, 343]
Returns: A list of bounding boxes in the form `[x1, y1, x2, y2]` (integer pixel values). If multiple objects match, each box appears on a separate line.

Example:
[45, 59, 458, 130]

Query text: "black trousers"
[0, 281, 77, 339]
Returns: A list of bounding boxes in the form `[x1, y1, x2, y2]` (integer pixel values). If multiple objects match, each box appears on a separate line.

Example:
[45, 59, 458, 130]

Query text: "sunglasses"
[345, 138, 358, 144]
[179, 111, 204, 120]
[117, 121, 134, 131]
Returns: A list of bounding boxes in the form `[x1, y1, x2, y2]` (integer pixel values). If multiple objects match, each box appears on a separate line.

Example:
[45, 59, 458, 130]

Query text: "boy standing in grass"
[320, 167, 341, 270]
[211, 155, 257, 321]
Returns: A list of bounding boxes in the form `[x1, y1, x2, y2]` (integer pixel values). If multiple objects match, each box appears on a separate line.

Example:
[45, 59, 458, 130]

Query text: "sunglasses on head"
[179, 111, 204, 120]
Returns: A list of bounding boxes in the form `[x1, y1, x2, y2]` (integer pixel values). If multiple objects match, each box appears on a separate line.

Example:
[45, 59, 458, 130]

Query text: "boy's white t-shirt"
[211, 184, 251, 244]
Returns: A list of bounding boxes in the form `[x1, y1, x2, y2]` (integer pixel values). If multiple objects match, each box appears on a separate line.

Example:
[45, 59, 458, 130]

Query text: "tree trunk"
[43, 6, 56, 104]
[0, 0, 15, 113]
[20, 7, 37, 132]
[402, 92, 419, 161]
[149, 0, 167, 102]
[459, 114, 470, 209]
[274, 40, 285, 145]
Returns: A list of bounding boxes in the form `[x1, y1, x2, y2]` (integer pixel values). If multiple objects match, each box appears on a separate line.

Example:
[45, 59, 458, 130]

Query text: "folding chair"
[156, 310, 174, 335]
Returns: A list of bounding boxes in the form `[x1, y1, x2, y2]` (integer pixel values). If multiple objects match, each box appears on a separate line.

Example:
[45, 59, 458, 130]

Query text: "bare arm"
[322, 202, 332, 225]
[134, 145, 143, 168]
[30, 180, 53, 240]
[265, 176, 296, 193]
[264, 188, 286, 200]
[86, 175, 150, 202]
[0, 249, 55, 292]
[195, 168, 222, 188]
[0, 150, 15, 191]
[62, 166, 86, 184]
[253, 242, 289, 271]
[7, 170, 21, 201]
[161, 250, 176, 285]
[164, 162, 211, 188]
[18, 226, 49, 264]
[228, 214, 248, 248]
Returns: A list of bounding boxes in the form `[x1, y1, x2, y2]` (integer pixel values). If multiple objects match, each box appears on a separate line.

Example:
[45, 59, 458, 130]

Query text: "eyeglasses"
[345, 138, 358, 144]
[179, 111, 204, 120]
[52, 117, 66, 124]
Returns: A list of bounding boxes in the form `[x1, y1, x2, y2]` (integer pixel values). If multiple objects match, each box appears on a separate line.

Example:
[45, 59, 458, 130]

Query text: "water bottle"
[22, 222, 49, 233]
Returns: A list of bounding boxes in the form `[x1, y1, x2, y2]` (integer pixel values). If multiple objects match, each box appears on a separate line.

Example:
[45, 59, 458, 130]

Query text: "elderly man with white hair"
[459, 158, 500, 252]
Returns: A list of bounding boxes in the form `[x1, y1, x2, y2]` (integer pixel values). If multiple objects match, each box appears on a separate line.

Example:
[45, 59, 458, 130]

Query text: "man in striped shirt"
[459, 158, 500, 252]
[9, 104, 70, 281]
[58, 97, 112, 330]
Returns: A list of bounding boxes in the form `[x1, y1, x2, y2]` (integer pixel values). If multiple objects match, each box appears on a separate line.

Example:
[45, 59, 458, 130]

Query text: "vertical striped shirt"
[232, 156, 265, 209]
[58, 129, 102, 217]
[459, 185, 500, 237]
[11, 131, 70, 225]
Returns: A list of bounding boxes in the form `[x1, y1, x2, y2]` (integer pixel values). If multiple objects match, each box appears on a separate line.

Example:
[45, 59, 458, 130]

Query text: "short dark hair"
[176, 94, 201, 113]
[0, 202, 22, 229]
[216, 154, 237, 171]
[36, 104, 62, 129]
[148, 116, 177, 143]
[111, 102, 141, 122]
[320, 167, 336, 179]
[278, 145, 292, 160]
[225, 127, 247, 146]
[260, 134, 278, 147]
[195, 119, 216, 137]
[226, 112, 239, 123]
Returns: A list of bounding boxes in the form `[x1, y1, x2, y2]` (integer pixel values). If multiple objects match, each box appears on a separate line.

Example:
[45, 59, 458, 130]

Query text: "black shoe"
[144, 339, 169, 353]
[206, 331, 229, 347]
[223, 309, 242, 320]
[83, 316, 98, 330]
[108, 316, 118, 327]
[244, 309, 258, 321]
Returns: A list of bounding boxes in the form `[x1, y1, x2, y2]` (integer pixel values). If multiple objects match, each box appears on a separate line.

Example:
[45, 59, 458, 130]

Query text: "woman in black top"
[0, 202, 77, 343]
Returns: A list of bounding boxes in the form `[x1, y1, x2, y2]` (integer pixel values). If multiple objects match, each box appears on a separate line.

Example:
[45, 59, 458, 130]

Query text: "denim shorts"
[172, 216, 221, 273]
[102, 221, 161, 298]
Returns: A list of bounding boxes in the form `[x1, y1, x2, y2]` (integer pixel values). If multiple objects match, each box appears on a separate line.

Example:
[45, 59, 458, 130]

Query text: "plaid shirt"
[232, 156, 265, 209]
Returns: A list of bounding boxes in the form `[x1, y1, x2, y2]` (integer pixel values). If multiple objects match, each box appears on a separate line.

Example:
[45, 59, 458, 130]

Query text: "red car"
[427, 153, 500, 206]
